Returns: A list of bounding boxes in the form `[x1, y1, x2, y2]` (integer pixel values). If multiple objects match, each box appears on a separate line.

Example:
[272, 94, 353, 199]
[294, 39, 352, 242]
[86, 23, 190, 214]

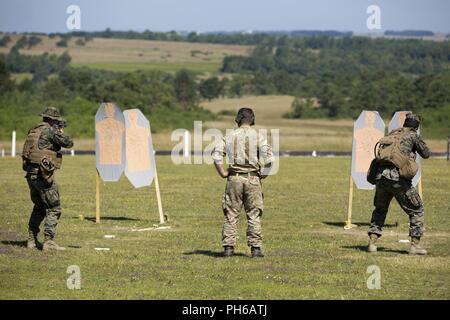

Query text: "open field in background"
[1, 95, 446, 153]
[201, 95, 449, 152]
[0, 156, 449, 299]
[202, 95, 355, 151]
[0, 35, 252, 74]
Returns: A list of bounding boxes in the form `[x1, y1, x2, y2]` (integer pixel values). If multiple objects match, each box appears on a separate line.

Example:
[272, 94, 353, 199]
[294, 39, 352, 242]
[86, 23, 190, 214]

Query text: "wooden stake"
[344, 175, 357, 230]
[418, 177, 423, 200]
[95, 169, 100, 223]
[153, 164, 165, 225]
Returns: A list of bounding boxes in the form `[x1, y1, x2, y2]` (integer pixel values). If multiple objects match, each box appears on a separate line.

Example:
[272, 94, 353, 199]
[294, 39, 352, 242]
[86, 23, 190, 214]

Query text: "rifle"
[53, 120, 68, 130]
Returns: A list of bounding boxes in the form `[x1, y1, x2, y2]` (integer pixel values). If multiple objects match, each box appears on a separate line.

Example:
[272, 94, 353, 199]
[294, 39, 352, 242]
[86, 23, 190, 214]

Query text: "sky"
[0, 0, 449, 34]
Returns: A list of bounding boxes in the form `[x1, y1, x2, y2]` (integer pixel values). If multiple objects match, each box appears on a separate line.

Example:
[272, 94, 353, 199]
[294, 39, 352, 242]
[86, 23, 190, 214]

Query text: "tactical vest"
[22, 122, 62, 170]
[375, 127, 418, 179]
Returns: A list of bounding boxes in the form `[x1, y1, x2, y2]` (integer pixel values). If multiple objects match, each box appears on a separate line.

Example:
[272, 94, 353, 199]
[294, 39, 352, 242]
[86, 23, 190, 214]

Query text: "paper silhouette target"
[351, 111, 385, 190]
[124, 109, 157, 188]
[388, 111, 421, 187]
[95, 102, 126, 182]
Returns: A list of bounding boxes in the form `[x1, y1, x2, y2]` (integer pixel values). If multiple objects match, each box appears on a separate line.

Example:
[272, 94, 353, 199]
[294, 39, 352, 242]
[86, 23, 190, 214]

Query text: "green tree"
[56, 39, 68, 48]
[0, 35, 12, 47]
[0, 60, 14, 92]
[27, 35, 42, 48]
[199, 77, 223, 101]
[174, 69, 198, 107]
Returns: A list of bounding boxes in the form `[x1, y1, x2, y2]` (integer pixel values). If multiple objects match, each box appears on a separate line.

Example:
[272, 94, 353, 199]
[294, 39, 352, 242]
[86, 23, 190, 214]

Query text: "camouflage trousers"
[222, 175, 263, 248]
[368, 177, 424, 238]
[26, 173, 61, 239]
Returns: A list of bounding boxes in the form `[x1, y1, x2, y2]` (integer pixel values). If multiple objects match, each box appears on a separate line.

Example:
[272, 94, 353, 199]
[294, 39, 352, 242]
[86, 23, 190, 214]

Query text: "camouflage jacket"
[212, 124, 274, 174]
[377, 128, 430, 181]
[25, 124, 74, 174]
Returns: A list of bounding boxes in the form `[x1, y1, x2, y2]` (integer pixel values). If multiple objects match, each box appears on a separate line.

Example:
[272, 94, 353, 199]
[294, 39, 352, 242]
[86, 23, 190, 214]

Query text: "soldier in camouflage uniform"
[368, 113, 430, 255]
[212, 108, 274, 258]
[22, 107, 73, 251]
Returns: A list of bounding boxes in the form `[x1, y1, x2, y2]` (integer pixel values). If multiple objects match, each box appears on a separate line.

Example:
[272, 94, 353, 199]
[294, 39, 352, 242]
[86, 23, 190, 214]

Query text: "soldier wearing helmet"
[22, 106, 73, 251]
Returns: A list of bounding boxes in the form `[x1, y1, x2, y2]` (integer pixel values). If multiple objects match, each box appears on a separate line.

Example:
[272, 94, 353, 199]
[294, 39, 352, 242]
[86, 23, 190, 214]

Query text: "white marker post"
[11, 131, 16, 157]
[184, 130, 190, 158]
[1, 149, 4, 158]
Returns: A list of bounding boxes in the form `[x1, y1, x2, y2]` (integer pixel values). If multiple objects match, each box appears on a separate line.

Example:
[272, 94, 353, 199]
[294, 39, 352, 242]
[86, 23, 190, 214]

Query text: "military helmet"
[403, 112, 420, 129]
[235, 107, 255, 126]
[40, 106, 62, 120]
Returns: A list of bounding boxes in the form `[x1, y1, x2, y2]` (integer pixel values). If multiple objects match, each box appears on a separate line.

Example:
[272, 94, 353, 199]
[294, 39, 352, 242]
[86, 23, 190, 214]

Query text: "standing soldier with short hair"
[22, 107, 73, 251]
[212, 107, 274, 258]
[367, 113, 430, 255]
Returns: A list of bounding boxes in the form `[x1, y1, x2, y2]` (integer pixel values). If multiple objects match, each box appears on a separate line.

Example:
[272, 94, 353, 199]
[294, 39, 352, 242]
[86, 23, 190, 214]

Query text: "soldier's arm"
[414, 135, 430, 159]
[212, 137, 228, 178]
[214, 163, 229, 178]
[50, 127, 74, 149]
[259, 135, 274, 178]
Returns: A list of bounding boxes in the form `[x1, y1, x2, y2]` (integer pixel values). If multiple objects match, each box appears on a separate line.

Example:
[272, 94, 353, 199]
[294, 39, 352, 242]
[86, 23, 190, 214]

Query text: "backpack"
[374, 127, 418, 179]
[22, 122, 62, 171]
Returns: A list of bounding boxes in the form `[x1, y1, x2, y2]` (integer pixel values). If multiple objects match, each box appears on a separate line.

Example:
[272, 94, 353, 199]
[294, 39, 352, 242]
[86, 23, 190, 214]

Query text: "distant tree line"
[0, 48, 71, 82]
[17, 29, 354, 46]
[1, 35, 42, 49]
[0, 51, 215, 139]
[220, 36, 450, 119]
[384, 30, 435, 37]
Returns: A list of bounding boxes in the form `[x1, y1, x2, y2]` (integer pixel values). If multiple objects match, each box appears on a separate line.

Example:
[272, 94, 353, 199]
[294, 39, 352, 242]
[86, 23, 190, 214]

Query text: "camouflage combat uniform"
[212, 124, 274, 248]
[368, 128, 430, 239]
[23, 109, 73, 246]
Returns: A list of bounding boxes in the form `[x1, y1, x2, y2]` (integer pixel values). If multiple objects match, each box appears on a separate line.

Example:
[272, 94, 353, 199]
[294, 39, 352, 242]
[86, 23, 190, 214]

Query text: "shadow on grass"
[183, 250, 248, 258]
[0, 240, 44, 250]
[73, 216, 141, 223]
[1, 240, 28, 247]
[323, 221, 399, 228]
[342, 245, 408, 254]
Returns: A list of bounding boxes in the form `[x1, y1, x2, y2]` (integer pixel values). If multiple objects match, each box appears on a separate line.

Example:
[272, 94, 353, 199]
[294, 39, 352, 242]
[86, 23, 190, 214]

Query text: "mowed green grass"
[0, 156, 449, 299]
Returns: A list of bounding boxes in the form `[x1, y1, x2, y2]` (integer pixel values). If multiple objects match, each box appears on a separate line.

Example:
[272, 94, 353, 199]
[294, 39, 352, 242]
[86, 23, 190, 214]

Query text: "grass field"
[0, 156, 449, 299]
[0, 35, 251, 74]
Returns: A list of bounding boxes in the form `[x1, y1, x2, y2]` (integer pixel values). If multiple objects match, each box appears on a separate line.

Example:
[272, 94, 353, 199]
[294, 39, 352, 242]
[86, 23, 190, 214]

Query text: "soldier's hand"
[220, 170, 229, 179]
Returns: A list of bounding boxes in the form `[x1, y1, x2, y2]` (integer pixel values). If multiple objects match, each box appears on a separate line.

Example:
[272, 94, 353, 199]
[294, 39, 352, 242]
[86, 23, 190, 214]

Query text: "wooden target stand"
[94, 165, 166, 225]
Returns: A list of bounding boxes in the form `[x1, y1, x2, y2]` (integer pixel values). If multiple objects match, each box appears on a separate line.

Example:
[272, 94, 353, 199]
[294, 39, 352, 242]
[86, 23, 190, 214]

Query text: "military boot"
[251, 247, 264, 258]
[43, 237, 66, 251]
[367, 234, 379, 253]
[27, 230, 39, 249]
[409, 237, 427, 255]
[223, 246, 234, 257]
